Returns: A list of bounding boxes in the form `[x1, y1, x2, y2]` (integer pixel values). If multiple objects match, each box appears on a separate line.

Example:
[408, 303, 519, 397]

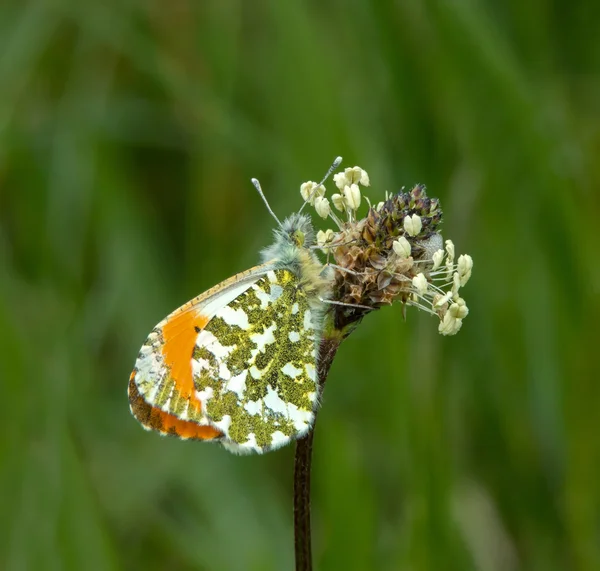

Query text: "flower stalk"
[294, 316, 366, 571]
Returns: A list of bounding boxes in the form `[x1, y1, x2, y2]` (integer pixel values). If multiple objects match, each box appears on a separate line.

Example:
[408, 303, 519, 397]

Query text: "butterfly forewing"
[128, 373, 223, 440]
[130, 265, 268, 437]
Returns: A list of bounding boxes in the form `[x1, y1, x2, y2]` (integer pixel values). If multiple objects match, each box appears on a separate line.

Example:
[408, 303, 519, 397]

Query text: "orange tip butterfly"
[129, 158, 343, 454]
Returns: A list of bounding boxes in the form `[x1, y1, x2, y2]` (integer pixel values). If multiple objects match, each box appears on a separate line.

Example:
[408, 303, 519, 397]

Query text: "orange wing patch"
[129, 264, 268, 443]
[160, 303, 210, 406]
[131, 301, 213, 431]
[128, 373, 222, 440]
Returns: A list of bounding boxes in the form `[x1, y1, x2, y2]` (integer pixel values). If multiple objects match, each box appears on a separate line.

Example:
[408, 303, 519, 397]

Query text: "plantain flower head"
[300, 162, 473, 335]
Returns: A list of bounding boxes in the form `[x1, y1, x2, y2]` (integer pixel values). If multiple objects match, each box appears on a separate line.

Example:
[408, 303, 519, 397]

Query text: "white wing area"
[191, 268, 272, 320]
[200, 280, 258, 319]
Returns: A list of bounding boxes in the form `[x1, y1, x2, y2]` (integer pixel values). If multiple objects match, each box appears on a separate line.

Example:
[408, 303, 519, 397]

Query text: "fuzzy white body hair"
[260, 213, 332, 305]
[260, 213, 332, 386]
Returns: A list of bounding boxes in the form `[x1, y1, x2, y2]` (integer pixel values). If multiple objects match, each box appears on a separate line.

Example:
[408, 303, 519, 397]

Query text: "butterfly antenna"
[298, 156, 343, 214]
[251, 178, 282, 227]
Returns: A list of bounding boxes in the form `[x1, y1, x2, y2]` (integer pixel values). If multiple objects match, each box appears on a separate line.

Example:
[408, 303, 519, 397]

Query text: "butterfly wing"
[129, 266, 321, 454]
[128, 374, 223, 440]
[129, 263, 269, 441]
[195, 268, 320, 454]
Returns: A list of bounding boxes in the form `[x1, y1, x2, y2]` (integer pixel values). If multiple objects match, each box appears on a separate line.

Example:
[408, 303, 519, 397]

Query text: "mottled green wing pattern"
[191, 269, 321, 453]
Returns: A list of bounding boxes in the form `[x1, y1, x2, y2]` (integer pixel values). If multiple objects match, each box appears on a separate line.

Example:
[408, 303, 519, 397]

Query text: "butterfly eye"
[293, 230, 305, 246]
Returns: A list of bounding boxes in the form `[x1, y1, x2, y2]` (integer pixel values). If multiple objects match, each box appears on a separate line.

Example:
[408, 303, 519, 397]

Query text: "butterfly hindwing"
[192, 269, 319, 454]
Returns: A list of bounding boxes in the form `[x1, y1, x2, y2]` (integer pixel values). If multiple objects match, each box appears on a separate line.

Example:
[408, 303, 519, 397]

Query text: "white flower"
[343, 184, 361, 211]
[445, 239, 455, 279]
[375, 201, 385, 211]
[331, 193, 346, 212]
[300, 181, 325, 205]
[333, 172, 347, 190]
[347, 166, 370, 186]
[438, 311, 463, 336]
[316, 228, 335, 253]
[452, 271, 461, 298]
[358, 169, 370, 186]
[412, 273, 428, 295]
[403, 214, 422, 237]
[333, 166, 370, 189]
[457, 254, 473, 286]
[316, 228, 334, 246]
[449, 297, 469, 319]
[314, 196, 331, 219]
[431, 249, 444, 271]
[433, 291, 453, 308]
[404, 241, 473, 335]
[392, 236, 412, 258]
[445, 239, 455, 263]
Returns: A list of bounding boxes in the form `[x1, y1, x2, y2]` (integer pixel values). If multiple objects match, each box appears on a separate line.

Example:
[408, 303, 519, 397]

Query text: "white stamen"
[457, 254, 473, 286]
[412, 273, 428, 295]
[333, 172, 346, 190]
[300, 181, 325, 205]
[331, 193, 346, 212]
[452, 271, 461, 298]
[434, 291, 453, 307]
[343, 184, 361, 211]
[449, 297, 469, 319]
[403, 214, 422, 237]
[314, 196, 331, 219]
[438, 311, 463, 336]
[432, 249, 444, 271]
[393, 236, 412, 258]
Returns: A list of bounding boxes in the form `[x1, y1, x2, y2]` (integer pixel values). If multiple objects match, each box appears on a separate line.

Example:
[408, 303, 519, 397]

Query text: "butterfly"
[129, 161, 342, 454]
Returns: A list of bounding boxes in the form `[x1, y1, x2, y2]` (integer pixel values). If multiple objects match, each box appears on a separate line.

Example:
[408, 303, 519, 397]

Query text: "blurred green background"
[1, 1, 598, 570]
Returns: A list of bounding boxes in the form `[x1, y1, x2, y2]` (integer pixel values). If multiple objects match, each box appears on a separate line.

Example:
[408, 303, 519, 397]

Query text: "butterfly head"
[252, 158, 342, 254]
[260, 212, 329, 298]
[261, 212, 315, 263]
[278, 212, 315, 249]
